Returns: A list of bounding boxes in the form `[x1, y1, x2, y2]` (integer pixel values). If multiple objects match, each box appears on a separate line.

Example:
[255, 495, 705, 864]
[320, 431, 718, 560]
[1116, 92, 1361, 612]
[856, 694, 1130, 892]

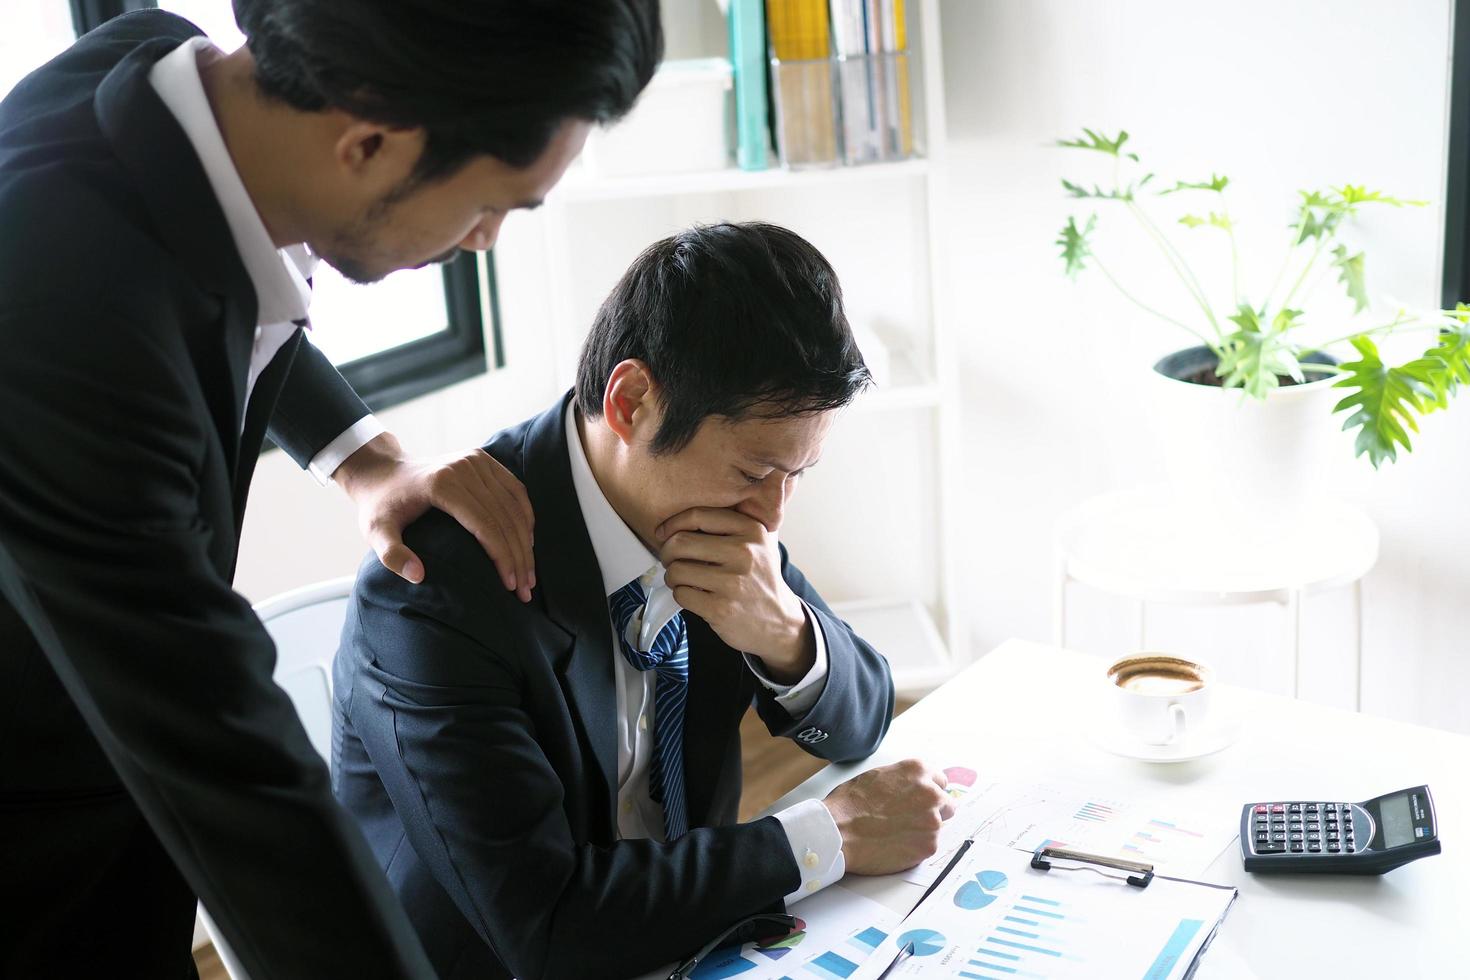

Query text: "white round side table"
[1053, 487, 1380, 707]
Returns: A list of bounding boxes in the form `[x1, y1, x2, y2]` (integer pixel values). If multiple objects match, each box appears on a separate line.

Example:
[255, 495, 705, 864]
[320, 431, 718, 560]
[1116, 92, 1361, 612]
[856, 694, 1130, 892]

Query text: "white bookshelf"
[556, 156, 931, 202]
[523, 0, 962, 693]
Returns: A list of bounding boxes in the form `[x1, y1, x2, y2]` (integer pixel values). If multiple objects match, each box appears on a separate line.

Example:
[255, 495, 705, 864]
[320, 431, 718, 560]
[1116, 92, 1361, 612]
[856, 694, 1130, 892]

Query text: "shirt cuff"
[773, 797, 845, 906]
[744, 600, 829, 716]
[306, 414, 386, 485]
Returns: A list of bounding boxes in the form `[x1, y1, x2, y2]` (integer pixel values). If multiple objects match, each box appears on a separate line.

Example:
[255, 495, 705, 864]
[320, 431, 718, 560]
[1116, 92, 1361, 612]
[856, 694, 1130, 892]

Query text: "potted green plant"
[1055, 128, 1470, 485]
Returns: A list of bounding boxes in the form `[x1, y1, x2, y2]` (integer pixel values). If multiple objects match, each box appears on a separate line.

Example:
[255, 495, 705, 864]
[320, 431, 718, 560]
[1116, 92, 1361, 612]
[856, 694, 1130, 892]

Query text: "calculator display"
[1378, 792, 1415, 848]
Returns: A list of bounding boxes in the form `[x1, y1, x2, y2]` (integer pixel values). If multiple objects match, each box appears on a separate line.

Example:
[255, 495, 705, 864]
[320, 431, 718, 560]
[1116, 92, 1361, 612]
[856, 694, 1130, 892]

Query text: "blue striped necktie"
[609, 576, 689, 841]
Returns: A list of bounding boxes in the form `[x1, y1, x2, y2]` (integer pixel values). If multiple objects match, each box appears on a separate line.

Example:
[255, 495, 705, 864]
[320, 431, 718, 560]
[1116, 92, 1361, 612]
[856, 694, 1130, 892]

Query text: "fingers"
[477, 449, 535, 533]
[374, 536, 426, 585]
[432, 480, 523, 596]
[466, 457, 535, 598]
[671, 584, 718, 621]
[655, 506, 758, 542]
[657, 529, 731, 567]
[663, 559, 724, 594]
[428, 455, 537, 602]
[897, 759, 953, 818]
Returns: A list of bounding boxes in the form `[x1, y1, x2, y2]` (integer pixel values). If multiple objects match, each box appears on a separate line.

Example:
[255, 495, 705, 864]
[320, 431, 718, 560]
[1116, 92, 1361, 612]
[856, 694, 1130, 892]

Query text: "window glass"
[1, 3, 76, 101]
[308, 264, 451, 365]
[159, 0, 245, 51]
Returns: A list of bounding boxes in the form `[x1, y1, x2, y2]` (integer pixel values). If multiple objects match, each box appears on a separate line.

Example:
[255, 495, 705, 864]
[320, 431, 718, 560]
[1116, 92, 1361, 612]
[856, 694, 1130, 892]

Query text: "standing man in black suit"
[0, 2, 660, 977]
[334, 222, 955, 980]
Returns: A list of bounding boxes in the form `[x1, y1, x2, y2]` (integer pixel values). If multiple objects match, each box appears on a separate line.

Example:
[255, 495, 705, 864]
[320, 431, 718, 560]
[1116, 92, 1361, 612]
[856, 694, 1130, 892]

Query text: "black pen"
[874, 940, 915, 979]
[909, 838, 973, 915]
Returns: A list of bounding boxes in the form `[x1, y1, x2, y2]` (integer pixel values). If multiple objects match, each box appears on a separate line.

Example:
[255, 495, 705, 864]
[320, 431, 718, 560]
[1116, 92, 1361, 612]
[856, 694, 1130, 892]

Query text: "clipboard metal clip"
[1030, 844, 1155, 888]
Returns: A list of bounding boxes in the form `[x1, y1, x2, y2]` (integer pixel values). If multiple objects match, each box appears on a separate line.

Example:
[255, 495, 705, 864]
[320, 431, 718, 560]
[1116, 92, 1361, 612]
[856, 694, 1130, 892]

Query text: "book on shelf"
[766, 0, 914, 170]
[729, 0, 770, 171]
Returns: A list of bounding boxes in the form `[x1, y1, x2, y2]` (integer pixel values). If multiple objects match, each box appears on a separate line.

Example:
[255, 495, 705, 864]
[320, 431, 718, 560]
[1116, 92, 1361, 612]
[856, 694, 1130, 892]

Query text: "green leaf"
[1293, 186, 1429, 244]
[1159, 174, 1230, 195]
[1178, 211, 1233, 231]
[1334, 185, 1428, 209]
[1216, 305, 1307, 395]
[1056, 128, 1139, 161]
[1061, 178, 1141, 201]
[1331, 336, 1433, 467]
[1227, 303, 1263, 334]
[1292, 190, 1344, 242]
[1056, 214, 1097, 278]
[1418, 318, 1470, 407]
[1272, 307, 1304, 333]
[1331, 245, 1369, 313]
[1218, 333, 1279, 398]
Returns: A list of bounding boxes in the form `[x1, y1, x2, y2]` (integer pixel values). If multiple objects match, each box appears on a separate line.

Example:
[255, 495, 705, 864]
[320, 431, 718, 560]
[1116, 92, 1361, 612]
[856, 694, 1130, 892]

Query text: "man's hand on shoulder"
[823, 760, 955, 875]
[656, 507, 814, 683]
[333, 431, 535, 601]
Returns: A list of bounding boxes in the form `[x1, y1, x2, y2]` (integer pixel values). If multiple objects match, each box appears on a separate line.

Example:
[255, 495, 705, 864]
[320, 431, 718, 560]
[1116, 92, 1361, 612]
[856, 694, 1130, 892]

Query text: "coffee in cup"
[1105, 654, 1213, 746]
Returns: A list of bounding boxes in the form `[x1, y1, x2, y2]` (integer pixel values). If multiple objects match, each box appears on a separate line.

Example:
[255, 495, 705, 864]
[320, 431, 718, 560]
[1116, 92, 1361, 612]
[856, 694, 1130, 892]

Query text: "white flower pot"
[1147, 346, 1345, 530]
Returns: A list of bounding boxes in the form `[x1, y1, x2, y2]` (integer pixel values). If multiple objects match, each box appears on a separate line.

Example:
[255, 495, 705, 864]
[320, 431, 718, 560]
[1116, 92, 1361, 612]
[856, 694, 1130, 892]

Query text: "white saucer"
[1087, 716, 1244, 763]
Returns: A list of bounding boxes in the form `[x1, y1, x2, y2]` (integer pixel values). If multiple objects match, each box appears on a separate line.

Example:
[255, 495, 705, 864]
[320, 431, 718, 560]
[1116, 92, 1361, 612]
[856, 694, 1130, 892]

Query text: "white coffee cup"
[1105, 653, 1214, 746]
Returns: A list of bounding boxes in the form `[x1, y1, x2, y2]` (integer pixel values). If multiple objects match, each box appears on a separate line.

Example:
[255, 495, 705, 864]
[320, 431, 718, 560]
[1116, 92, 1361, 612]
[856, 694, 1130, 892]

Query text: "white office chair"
[197, 575, 358, 980]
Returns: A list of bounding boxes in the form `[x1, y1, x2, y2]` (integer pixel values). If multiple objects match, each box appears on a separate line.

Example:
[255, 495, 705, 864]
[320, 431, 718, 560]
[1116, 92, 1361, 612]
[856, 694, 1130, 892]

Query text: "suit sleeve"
[751, 546, 896, 763]
[339, 520, 802, 980]
[267, 334, 372, 469]
[0, 303, 433, 980]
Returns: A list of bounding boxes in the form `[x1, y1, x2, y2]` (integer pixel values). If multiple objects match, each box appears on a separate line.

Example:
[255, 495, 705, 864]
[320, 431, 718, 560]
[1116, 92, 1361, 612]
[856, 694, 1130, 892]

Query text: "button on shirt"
[149, 38, 383, 479]
[564, 402, 844, 903]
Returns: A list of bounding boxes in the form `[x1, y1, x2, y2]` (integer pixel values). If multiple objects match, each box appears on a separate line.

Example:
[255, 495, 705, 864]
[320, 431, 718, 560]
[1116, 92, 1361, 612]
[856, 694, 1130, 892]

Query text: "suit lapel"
[233, 328, 303, 524]
[517, 395, 621, 824]
[93, 35, 256, 480]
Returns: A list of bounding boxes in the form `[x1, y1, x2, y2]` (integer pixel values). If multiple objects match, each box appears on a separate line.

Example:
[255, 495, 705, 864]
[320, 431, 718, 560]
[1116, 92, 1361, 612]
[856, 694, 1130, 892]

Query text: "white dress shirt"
[564, 402, 845, 904]
[149, 38, 383, 481]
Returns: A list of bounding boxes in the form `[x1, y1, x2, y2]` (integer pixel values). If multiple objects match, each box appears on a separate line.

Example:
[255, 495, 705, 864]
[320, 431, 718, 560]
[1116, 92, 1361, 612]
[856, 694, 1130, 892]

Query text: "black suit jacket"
[0, 12, 432, 978]
[332, 392, 896, 980]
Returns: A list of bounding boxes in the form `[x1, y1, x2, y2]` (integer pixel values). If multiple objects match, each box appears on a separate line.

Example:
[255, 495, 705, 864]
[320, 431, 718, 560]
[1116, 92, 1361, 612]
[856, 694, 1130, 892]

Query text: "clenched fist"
[823, 759, 955, 875]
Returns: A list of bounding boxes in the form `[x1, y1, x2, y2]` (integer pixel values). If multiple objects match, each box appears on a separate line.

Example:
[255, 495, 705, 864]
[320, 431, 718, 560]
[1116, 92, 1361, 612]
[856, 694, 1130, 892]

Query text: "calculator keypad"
[1250, 802, 1358, 856]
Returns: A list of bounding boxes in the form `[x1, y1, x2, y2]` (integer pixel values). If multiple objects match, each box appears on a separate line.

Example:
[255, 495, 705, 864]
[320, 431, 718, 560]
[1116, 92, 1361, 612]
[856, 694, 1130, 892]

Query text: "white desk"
[763, 640, 1468, 977]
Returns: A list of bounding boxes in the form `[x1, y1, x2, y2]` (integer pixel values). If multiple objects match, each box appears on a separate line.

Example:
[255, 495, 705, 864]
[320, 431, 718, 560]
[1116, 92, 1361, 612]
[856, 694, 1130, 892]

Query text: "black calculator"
[1240, 785, 1440, 874]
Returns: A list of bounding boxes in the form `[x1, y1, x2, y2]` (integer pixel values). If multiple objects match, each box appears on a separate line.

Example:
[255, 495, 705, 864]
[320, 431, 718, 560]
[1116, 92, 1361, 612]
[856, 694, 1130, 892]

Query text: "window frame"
[69, 0, 500, 416]
[1445, 0, 1470, 306]
[335, 251, 502, 413]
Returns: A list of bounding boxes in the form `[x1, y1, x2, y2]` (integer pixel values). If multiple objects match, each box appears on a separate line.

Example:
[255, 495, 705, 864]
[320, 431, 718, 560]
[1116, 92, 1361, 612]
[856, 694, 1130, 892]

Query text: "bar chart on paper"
[853, 842, 1237, 980]
[676, 885, 900, 980]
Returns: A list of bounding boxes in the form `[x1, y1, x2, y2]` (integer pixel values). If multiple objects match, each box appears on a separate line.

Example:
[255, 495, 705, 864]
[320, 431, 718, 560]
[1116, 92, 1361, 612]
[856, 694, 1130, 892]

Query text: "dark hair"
[576, 222, 871, 455]
[232, 0, 662, 185]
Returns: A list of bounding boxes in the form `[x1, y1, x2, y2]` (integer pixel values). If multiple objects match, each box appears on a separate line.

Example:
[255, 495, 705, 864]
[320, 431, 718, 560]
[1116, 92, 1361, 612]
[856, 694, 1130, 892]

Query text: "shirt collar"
[564, 400, 659, 597]
[148, 37, 314, 327]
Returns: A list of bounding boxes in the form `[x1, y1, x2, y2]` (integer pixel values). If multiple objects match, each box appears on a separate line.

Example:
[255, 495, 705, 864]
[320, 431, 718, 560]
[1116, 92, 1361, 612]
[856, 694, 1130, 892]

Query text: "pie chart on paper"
[955, 869, 1010, 910]
[895, 928, 946, 957]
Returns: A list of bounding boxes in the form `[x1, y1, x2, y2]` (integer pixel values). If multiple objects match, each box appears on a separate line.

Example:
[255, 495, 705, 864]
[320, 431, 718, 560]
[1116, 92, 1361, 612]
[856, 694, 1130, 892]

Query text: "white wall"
[237, 0, 1470, 733]
[939, 0, 1470, 732]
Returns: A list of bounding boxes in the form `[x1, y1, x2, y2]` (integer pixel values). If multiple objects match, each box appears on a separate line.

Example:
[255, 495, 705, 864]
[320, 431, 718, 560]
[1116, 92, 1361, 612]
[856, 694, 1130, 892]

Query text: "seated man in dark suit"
[332, 221, 953, 979]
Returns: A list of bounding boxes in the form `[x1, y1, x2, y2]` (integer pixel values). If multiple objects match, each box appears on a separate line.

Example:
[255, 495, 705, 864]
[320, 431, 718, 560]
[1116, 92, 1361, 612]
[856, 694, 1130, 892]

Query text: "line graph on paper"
[902, 776, 1237, 886]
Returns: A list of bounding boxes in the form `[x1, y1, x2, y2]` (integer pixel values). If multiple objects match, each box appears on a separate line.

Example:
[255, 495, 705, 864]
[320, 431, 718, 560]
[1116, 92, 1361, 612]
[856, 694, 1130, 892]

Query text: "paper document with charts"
[903, 769, 1239, 887]
[636, 884, 901, 980]
[854, 840, 1238, 980]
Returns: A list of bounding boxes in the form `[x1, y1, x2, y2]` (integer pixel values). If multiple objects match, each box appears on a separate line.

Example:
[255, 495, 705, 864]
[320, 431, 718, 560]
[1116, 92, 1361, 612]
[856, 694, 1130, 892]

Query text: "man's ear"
[332, 119, 424, 188]
[602, 360, 658, 447]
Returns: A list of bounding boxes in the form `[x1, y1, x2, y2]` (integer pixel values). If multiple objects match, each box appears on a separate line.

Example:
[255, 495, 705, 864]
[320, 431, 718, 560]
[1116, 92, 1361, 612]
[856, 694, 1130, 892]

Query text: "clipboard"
[858, 838, 1239, 980]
